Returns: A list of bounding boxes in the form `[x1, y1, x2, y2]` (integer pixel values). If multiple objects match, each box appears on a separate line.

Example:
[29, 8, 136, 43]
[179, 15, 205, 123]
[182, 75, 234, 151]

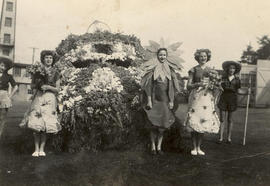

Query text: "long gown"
[184, 65, 220, 134]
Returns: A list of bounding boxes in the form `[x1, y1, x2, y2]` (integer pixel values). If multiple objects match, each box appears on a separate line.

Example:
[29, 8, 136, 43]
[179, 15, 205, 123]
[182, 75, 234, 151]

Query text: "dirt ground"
[1, 102, 270, 186]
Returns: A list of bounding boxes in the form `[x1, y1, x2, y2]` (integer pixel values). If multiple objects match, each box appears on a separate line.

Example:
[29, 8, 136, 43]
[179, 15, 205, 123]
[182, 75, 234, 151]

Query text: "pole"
[29, 47, 38, 64]
[243, 75, 252, 145]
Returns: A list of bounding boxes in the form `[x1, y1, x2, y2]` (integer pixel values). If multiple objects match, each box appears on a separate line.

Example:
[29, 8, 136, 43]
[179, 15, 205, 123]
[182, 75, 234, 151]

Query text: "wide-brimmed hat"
[0, 56, 13, 70]
[40, 50, 59, 66]
[222, 61, 242, 74]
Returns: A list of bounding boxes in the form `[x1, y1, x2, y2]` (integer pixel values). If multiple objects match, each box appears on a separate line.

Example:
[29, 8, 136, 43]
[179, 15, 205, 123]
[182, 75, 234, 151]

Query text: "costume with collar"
[218, 75, 241, 112]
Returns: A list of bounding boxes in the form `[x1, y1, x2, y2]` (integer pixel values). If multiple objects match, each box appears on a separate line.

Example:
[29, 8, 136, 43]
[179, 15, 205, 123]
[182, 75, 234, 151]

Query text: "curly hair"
[194, 49, 211, 62]
[40, 50, 59, 66]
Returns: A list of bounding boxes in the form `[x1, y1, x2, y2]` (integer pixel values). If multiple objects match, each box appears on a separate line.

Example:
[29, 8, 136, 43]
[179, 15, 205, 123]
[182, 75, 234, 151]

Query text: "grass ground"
[1, 102, 270, 186]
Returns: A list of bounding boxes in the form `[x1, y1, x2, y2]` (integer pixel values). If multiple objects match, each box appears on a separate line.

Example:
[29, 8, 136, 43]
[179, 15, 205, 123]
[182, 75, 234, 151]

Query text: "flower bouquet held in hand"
[26, 62, 47, 91]
[197, 67, 222, 92]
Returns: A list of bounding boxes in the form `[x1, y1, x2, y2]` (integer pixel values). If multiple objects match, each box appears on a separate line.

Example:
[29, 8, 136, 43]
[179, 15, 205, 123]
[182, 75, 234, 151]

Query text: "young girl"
[20, 50, 61, 157]
[0, 56, 18, 139]
[141, 48, 181, 155]
[218, 61, 241, 144]
[185, 49, 220, 155]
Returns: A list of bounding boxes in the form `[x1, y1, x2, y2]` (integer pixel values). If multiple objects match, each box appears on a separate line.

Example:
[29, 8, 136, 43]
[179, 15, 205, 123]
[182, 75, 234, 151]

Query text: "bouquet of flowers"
[26, 62, 47, 90]
[198, 67, 222, 92]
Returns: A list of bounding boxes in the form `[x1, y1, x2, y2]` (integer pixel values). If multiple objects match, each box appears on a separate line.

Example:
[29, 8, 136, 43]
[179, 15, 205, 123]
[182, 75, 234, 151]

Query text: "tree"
[241, 44, 257, 64]
[256, 35, 270, 60]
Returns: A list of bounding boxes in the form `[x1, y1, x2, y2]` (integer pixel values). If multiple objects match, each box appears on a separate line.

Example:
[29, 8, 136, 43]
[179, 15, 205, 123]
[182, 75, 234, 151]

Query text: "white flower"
[74, 95, 83, 102]
[84, 67, 123, 93]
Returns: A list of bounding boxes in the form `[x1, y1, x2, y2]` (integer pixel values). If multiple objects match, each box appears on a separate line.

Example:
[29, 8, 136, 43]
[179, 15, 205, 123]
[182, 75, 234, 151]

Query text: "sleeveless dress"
[20, 68, 61, 133]
[184, 65, 220, 134]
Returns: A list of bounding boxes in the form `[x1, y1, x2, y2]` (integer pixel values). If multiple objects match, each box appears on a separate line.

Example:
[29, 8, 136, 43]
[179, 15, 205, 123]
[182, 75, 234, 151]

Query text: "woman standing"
[141, 48, 181, 155]
[218, 61, 241, 144]
[20, 50, 61, 157]
[0, 56, 18, 139]
[185, 49, 220, 156]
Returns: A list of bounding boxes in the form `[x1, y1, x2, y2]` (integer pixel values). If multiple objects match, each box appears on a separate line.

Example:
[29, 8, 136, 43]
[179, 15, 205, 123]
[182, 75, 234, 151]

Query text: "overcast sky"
[2, 0, 270, 72]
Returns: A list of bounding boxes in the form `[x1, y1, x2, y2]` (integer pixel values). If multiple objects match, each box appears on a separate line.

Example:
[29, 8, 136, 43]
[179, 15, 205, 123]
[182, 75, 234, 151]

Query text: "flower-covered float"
[17, 31, 186, 153]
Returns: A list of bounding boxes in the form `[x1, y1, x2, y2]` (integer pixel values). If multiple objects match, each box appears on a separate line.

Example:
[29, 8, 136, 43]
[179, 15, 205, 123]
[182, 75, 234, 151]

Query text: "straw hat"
[0, 56, 13, 70]
[222, 61, 242, 74]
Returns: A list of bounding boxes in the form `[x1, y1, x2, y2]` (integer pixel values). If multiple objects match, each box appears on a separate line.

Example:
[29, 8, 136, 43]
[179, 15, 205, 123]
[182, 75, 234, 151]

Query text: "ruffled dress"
[184, 65, 220, 134]
[20, 68, 61, 133]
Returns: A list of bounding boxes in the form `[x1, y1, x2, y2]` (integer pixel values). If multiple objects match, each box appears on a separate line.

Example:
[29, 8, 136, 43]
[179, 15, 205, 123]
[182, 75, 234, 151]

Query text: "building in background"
[12, 62, 32, 101]
[0, 0, 32, 101]
[0, 0, 16, 61]
[239, 60, 270, 107]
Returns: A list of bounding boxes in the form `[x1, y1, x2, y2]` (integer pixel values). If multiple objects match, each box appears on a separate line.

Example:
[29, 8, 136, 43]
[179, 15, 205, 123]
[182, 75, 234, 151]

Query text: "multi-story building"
[0, 0, 16, 61]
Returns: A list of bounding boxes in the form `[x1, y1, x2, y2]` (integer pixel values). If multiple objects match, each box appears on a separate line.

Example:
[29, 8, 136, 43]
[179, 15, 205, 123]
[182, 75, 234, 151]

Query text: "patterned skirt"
[0, 90, 12, 109]
[184, 89, 220, 134]
[20, 91, 61, 134]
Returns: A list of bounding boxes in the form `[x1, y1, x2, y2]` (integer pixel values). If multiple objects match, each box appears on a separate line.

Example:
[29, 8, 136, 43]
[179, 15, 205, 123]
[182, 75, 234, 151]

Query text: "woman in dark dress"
[0, 56, 18, 139]
[218, 61, 241, 144]
[141, 48, 181, 155]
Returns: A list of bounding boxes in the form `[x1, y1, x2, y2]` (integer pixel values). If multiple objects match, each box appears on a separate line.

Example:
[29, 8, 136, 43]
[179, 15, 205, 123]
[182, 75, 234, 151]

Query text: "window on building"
[28, 89, 33, 94]
[5, 17, 12, 27]
[3, 34, 11, 44]
[6, 2, 13, 11]
[2, 48, 10, 56]
[14, 67, 21, 77]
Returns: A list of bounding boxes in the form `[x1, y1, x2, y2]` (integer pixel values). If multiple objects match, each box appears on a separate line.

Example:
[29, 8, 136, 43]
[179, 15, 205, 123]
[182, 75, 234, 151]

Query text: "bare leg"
[150, 130, 157, 152]
[39, 132, 47, 156]
[219, 111, 226, 142]
[191, 132, 197, 155]
[157, 129, 165, 154]
[227, 111, 233, 142]
[0, 109, 7, 140]
[33, 132, 40, 156]
[197, 133, 205, 155]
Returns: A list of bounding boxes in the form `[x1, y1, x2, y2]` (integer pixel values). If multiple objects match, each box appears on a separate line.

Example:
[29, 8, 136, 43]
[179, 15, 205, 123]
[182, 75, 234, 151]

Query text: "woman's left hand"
[169, 102, 174, 109]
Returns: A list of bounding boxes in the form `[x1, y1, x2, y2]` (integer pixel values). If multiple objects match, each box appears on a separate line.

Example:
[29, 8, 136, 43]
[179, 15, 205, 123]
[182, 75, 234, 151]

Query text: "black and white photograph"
[0, 0, 270, 185]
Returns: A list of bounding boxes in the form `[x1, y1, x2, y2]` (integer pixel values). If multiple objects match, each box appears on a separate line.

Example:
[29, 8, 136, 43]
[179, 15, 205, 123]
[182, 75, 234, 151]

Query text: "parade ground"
[1, 101, 270, 186]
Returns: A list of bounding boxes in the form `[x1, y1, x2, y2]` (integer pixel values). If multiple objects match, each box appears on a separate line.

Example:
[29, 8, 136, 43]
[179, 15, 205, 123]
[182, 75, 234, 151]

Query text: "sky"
[2, 0, 270, 73]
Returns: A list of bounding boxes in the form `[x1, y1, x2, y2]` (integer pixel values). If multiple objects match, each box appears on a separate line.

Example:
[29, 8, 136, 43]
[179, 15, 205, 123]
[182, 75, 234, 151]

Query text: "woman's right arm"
[187, 72, 203, 90]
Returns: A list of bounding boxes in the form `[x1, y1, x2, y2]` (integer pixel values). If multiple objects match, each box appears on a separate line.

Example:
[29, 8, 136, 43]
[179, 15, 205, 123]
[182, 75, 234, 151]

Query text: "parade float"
[19, 22, 186, 153]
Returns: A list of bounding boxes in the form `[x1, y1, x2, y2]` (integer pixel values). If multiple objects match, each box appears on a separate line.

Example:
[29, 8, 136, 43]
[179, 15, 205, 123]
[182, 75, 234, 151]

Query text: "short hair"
[194, 49, 211, 62]
[40, 50, 59, 66]
[157, 48, 168, 56]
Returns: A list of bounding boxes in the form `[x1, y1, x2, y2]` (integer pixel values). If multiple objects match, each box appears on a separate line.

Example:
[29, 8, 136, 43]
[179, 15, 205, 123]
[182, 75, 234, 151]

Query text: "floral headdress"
[142, 38, 185, 81]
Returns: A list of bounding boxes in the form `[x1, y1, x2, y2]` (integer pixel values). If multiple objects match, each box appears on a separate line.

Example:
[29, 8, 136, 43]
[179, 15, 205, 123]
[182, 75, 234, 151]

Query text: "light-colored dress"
[20, 68, 61, 133]
[184, 65, 220, 134]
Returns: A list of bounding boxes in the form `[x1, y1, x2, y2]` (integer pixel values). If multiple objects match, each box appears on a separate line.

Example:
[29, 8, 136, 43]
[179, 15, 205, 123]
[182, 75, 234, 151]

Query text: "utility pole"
[29, 47, 38, 64]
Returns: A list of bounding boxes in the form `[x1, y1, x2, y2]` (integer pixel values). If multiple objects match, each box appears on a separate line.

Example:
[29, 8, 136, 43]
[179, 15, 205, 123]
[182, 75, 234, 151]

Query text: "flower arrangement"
[56, 31, 145, 68]
[26, 62, 46, 76]
[199, 67, 222, 92]
[26, 62, 47, 90]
